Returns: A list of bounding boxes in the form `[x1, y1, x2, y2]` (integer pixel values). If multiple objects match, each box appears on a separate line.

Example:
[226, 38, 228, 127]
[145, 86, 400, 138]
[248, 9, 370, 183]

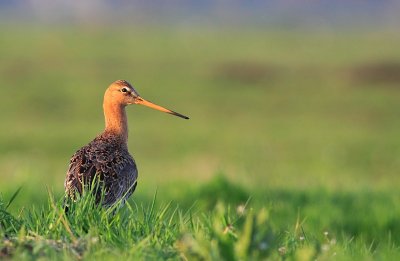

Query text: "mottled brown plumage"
[64, 80, 189, 208]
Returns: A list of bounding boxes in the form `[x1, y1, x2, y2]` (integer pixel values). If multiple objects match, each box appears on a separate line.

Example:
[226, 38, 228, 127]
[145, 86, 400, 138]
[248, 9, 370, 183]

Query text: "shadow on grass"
[347, 61, 400, 85]
[160, 175, 400, 246]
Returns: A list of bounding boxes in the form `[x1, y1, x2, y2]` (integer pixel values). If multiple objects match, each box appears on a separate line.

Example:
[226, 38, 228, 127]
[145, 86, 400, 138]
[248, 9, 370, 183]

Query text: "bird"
[64, 80, 189, 208]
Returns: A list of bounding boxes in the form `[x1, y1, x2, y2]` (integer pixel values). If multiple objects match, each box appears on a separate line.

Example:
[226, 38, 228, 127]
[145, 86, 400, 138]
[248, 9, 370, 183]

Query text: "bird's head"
[105, 80, 189, 119]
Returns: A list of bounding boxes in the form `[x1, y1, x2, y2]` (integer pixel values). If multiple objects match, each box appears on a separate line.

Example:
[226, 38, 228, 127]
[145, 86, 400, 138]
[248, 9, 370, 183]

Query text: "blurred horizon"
[1, 0, 400, 31]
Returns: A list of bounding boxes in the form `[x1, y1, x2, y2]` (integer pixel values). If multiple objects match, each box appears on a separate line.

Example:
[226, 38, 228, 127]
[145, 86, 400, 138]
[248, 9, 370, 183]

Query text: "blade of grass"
[5, 186, 22, 210]
[46, 186, 77, 243]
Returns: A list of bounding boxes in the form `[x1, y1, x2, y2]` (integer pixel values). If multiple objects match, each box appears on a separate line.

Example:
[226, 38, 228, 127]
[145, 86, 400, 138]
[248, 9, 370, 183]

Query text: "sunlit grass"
[1, 183, 400, 260]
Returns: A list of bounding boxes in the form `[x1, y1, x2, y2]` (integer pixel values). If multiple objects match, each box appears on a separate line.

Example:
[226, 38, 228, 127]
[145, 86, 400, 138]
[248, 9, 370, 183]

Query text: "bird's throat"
[103, 103, 129, 143]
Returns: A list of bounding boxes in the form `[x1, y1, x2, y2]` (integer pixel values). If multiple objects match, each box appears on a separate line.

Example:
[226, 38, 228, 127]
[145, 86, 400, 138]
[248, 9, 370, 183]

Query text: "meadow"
[1, 25, 400, 259]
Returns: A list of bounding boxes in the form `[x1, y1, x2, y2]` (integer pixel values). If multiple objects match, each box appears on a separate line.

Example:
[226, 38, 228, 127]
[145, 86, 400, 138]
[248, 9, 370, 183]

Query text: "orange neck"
[103, 101, 128, 143]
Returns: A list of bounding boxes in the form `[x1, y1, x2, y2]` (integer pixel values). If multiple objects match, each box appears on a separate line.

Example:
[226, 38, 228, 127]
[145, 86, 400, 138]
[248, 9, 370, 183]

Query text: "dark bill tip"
[169, 111, 190, 120]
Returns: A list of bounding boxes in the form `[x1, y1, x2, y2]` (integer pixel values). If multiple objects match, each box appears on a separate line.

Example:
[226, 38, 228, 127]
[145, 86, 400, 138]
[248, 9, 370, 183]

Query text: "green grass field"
[1, 26, 400, 260]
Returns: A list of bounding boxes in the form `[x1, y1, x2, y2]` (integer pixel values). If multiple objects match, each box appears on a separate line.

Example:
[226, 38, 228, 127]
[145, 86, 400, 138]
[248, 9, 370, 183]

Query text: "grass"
[1, 25, 400, 259]
[1, 179, 400, 260]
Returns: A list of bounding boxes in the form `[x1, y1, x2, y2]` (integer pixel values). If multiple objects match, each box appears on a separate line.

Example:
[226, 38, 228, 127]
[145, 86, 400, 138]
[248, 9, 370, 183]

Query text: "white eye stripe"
[121, 87, 129, 93]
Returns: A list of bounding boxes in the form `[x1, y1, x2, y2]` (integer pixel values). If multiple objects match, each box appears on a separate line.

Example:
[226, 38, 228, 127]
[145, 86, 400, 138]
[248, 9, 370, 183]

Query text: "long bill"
[135, 97, 189, 119]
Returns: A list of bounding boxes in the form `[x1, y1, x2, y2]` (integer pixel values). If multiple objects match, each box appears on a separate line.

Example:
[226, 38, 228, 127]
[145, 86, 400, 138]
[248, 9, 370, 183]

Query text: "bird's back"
[65, 132, 138, 207]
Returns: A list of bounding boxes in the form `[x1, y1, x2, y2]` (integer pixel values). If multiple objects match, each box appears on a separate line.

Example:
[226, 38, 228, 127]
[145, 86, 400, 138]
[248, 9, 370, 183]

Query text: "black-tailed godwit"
[64, 80, 189, 207]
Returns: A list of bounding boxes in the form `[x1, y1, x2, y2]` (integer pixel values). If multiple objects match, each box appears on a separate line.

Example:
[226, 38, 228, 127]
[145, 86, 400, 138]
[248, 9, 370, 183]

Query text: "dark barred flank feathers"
[65, 132, 138, 208]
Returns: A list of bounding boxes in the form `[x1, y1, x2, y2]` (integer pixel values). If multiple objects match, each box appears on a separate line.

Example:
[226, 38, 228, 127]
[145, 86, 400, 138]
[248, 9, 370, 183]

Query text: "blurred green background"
[1, 1, 400, 247]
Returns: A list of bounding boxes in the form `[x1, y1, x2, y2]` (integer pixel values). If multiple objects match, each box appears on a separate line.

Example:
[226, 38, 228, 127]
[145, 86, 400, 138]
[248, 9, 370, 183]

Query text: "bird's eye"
[121, 87, 129, 93]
